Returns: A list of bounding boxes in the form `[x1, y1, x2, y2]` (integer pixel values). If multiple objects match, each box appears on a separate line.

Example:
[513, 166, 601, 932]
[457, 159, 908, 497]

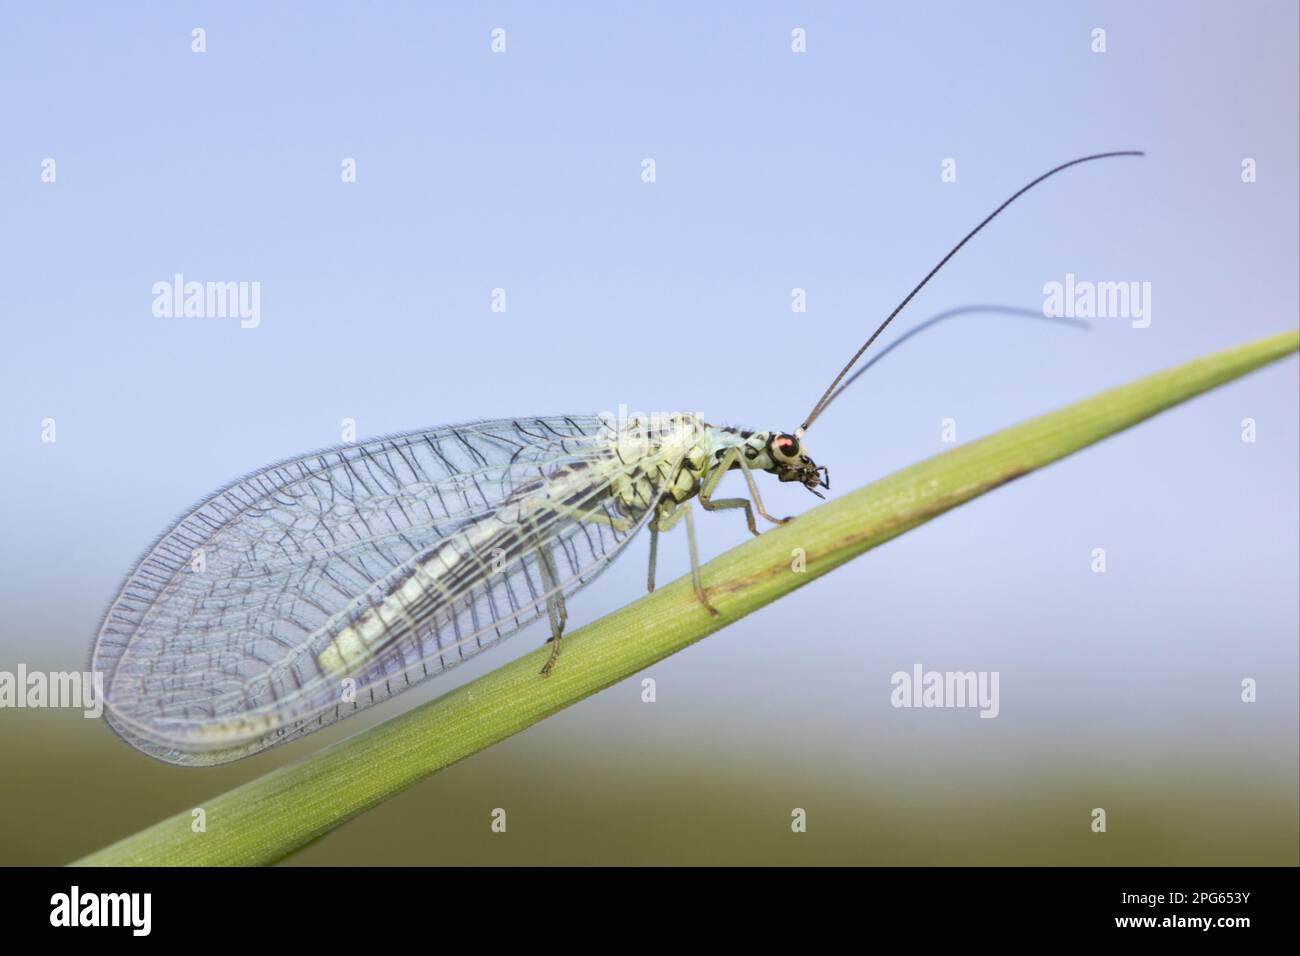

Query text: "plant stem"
[72, 329, 1299, 866]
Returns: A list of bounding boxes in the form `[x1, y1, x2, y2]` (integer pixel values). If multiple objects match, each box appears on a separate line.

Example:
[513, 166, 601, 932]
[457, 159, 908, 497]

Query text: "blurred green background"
[6, 652, 1297, 865]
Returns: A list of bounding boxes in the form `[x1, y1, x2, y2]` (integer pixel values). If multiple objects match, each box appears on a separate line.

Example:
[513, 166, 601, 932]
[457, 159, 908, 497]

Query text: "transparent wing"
[92, 415, 670, 765]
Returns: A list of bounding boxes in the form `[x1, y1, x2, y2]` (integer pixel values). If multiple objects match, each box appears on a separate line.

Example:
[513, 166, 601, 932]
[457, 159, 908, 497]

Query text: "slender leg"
[655, 500, 720, 616]
[567, 509, 632, 533]
[647, 522, 660, 593]
[550, 587, 567, 633]
[537, 543, 567, 676]
[734, 452, 793, 525]
[682, 502, 720, 616]
[699, 450, 760, 536]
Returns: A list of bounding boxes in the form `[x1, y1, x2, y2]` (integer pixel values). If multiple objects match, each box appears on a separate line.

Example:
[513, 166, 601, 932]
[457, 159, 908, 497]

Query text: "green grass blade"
[72, 329, 1299, 866]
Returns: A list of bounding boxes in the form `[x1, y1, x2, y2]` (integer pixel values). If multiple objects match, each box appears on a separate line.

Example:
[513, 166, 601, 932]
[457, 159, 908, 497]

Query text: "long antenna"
[795, 150, 1144, 436]
[825, 304, 1089, 408]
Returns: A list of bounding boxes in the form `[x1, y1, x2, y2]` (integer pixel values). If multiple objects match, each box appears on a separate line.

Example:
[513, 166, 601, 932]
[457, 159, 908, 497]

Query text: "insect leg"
[654, 500, 720, 616]
[699, 448, 760, 536]
[536, 541, 567, 676]
[647, 521, 660, 593]
[682, 502, 720, 616]
[566, 510, 632, 533]
[734, 452, 794, 525]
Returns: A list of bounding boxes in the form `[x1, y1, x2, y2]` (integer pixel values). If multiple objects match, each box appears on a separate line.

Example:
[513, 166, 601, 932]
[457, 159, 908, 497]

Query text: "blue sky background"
[1, 2, 1296, 863]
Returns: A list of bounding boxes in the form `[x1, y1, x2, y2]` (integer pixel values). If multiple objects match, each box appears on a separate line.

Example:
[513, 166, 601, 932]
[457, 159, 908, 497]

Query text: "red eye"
[776, 435, 798, 455]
